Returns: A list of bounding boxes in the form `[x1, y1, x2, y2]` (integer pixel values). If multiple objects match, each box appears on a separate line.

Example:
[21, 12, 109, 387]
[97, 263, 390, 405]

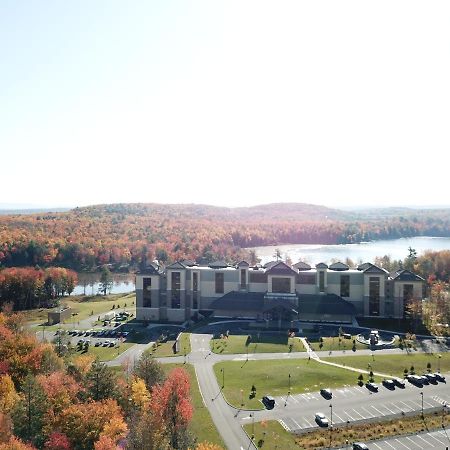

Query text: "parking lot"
[370, 428, 450, 449]
[61, 326, 131, 349]
[243, 381, 450, 433]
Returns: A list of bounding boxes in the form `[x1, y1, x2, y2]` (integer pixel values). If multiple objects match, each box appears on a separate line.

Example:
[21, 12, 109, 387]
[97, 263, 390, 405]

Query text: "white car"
[315, 412, 329, 427]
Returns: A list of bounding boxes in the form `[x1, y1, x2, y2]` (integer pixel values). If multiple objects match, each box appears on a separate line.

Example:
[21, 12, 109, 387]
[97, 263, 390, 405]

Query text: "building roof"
[390, 269, 425, 282]
[316, 262, 328, 269]
[237, 260, 250, 267]
[180, 259, 197, 267]
[357, 262, 372, 271]
[293, 261, 312, 271]
[263, 260, 279, 269]
[166, 261, 186, 270]
[209, 260, 229, 269]
[329, 262, 349, 271]
[363, 264, 388, 274]
[265, 261, 297, 276]
[209, 291, 265, 312]
[137, 262, 161, 275]
[299, 294, 356, 316]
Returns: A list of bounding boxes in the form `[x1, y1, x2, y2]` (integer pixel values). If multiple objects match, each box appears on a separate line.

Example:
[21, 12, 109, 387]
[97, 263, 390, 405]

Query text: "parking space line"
[398, 401, 414, 411]
[394, 438, 409, 449]
[278, 419, 290, 431]
[372, 443, 383, 450]
[333, 413, 344, 423]
[422, 399, 434, 408]
[382, 440, 396, 449]
[405, 436, 421, 449]
[388, 402, 403, 413]
[291, 418, 301, 430]
[289, 396, 298, 404]
[427, 432, 445, 445]
[303, 418, 313, 428]
[301, 394, 310, 402]
[383, 404, 396, 414]
[343, 411, 354, 421]
[354, 387, 365, 394]
[416, 434, 432, 447]
[350, 408, 365, 419]
[360, 406, 375, 418]
[370, 405, 385, 416]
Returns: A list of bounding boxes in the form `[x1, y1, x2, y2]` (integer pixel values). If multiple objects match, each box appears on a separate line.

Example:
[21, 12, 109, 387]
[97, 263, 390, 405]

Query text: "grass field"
[244, 420, 297, 449]
[210, 335, 305, 354]
[25, 293, 136, 328]
[81, 342, 134, 361]
[309, 336, 367, 352]
[162, 363, 225, 448]
[151, 333, 192, 357]
[213, 359, 379, 409]
[324, 353, 450, 377]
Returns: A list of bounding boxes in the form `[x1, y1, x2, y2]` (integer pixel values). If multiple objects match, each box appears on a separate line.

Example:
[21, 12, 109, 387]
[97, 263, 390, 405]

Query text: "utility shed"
[48, 307, 72, 325]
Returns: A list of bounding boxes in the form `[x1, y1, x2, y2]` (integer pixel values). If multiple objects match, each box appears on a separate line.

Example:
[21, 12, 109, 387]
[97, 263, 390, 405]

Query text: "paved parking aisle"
[371, 428, 450, 449]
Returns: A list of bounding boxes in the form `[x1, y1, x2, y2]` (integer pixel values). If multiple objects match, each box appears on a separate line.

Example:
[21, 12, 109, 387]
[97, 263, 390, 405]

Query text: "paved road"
[367, 427, 450, 449]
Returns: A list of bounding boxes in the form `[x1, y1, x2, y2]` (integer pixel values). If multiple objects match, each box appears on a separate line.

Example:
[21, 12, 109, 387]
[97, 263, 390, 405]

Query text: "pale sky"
[1, 1, 449, 209]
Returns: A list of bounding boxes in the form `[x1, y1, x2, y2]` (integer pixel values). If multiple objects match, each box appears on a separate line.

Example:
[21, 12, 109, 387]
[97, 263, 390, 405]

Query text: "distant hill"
[0, 202, 450, 271]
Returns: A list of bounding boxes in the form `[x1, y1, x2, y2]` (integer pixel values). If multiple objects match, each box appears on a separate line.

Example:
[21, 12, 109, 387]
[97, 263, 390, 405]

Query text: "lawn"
[25, 293, 136, 327]
[308, 336, 367, 352]
[210, 335, 305, 354]
[162, 363, 225, 448]
[324, 353, 450, 377]
[151, 333, 192, 357]
[213, 359, 376, 409]
[244, 420, 298, 449]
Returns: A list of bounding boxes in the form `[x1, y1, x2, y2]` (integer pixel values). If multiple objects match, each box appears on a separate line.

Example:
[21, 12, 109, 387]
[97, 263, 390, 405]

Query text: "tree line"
[0, 267, 78, 311]
[1, 203, 450, 271]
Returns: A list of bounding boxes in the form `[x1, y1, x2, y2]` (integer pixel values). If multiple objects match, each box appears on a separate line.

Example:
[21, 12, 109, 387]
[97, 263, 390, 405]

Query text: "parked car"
[366, 382, 379, 392]
[262, 396, 275, 409]
[353, 443, 369, 450]
[425, 373, 437, 383]
[407, 375, 423, 387]
[314, 412, 329, 427]
[393, 378, 406, 388]
[382, 379, 395, 390]
[420, 375, 429, 385]
[102, 341, 111, 347]
[434, 373, 446, 382]
[94, 342, 101, 347]
[109, 341, 115, 347]
[320, 388, 332, 399]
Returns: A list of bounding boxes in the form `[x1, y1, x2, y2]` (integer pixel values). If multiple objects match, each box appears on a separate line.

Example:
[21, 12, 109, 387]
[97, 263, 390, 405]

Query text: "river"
[250, 236, 450, 266]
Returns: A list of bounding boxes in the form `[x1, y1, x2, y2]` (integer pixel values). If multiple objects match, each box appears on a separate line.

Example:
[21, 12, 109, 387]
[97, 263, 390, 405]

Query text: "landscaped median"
[323, 352, 450, 378]
[213, 359, 381, 410]
[245, 410, 450, 449]
[308, 335, 367, 352]
[151, 332, 191, 357]
[210, 334, 305, 354]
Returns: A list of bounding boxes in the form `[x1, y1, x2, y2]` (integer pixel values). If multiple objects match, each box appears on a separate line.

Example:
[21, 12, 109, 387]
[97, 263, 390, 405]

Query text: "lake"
[250, 236, 450, 266]
[73, 272, 135, 295]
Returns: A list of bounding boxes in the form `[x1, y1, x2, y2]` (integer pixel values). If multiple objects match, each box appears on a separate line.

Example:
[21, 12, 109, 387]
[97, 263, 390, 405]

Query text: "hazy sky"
[1, 1, 449, 209]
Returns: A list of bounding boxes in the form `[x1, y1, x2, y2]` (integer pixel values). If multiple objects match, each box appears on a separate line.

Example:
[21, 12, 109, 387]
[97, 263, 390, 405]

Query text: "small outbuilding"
[48, 307, 72, 325]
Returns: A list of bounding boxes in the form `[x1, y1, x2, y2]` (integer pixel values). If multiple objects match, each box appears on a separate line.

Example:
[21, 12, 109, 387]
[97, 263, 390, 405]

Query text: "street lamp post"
[221, 368, 225, 389]
[288, 373, 291, 392]
[420, 392, 424, 418]
[329, 403, 333, 448]
[240, 389, 244, 407]
[438, 354, 442, 372]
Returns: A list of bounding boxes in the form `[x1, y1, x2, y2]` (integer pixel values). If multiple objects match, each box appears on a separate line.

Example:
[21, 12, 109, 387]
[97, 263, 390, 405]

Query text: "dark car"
[434, 373, 446, 382]
[393, 378, 406, 388]
[320, 388, 332, 399]
[382, 379, 395, 390]
[262, 396, 275, 409]
[366, 382, 379, 392]
[425, 373, 437, 384]
[407, 375, 423, 387]
[353, 443, 369, 450]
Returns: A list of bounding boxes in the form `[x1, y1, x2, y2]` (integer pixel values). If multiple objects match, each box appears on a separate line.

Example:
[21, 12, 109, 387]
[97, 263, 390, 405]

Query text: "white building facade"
[135, 259, 425, 323]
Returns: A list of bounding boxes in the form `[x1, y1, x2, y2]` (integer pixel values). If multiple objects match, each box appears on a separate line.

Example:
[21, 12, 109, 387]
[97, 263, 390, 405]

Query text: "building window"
[340, 275, 350, 297]
[240, 269, 247, 289]
[369, 277, 380, 316]
[171, 272, 181, 308]
[192, 272, 198, 309]
[143, 278, 152, 307]
[272, 277, 291, 293]
[319, 272, 325, 293]
[215, 273, 224, 294]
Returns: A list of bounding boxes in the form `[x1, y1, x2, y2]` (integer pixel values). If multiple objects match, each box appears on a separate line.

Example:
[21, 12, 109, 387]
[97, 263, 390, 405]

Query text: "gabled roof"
[237, 260, 250, 267]
[390, 269, 425, 282]
[180, 259, 197, 267]
[209, 260, 228, 269]
[263, 260, 279, 269]
[293, 261, 311, 271]
[209, 291, 265, 312]
[363, 264, 388, 275]
[316, 262, 328, 269]
[329, 262, 349, 271]
[357, 262, 372, 271]
[138, 262, 161, 275]
[265, 261, 297, 276]
[166, 261, 186, 270]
